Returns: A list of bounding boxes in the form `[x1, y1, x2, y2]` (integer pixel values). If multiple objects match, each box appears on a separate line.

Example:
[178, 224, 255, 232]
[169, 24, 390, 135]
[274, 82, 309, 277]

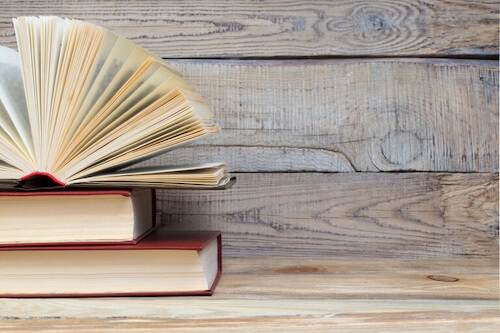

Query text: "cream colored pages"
[55, 89, 208, 180]
[59, 35, 134, 149]
[64, 31, 119, 135]
[67, 62, 189, 158]
[0, 126, 31, 177]
[14, 17, 44, 166]
[52, 42, 155, 171]
[0, 160, 21, 176]
[0, 249, 208, 294]
[60, 56, 158, 162]
[1, 16, 228, 187]
[0, 101, 25, 157]
[39, 17, 68, 168]
[0, 46, 33, 160]
[72, 163, 229, 187]
[71, 43, 152, 137]
[45, 20, 106, 169]
[55, 63, 197, 178]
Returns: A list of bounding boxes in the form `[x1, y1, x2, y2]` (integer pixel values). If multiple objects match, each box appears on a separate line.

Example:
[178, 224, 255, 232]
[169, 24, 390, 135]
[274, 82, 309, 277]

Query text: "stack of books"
[0, 16, 230, 297]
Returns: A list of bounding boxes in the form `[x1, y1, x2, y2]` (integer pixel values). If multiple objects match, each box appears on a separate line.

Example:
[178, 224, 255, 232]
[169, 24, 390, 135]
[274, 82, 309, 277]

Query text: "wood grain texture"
[0, 0, 498, 57]
[135, 58, 499, 172]
[0, 257, 498, 332]
[2, 316, 498, 333]
[157, 173, 499, 258]
[0, 2, 497, 332]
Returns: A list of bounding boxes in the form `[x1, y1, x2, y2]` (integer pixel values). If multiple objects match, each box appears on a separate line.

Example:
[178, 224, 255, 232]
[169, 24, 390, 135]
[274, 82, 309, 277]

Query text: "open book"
[0, 16, 230, 190]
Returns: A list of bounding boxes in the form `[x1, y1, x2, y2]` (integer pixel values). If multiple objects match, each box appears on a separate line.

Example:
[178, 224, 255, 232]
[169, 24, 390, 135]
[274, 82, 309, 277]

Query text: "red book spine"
[19, 171, 66, 186]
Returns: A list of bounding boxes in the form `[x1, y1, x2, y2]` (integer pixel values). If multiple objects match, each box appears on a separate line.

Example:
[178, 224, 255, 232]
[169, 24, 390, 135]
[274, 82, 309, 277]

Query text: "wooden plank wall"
[1, 1, 498, 57]
[1, 1, 498, 258]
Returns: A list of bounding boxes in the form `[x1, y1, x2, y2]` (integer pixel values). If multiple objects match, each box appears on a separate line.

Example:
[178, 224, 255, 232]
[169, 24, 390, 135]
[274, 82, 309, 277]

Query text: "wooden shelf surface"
[1, 256, 498, 332]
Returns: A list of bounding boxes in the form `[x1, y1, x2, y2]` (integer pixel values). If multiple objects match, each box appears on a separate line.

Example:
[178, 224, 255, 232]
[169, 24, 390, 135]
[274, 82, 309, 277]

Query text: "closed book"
[0, 229, 222, 297]
[0, 188, 155, 246]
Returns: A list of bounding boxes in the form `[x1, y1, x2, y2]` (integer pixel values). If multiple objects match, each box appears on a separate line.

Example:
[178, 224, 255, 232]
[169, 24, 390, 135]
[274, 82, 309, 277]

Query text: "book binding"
[0, 188, 156, 247]
[0, 230, 222, 297]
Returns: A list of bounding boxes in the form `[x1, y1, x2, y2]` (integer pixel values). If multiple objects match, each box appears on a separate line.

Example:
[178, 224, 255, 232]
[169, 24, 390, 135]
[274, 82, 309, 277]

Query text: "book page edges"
[0, 230, 221, 297]
[0, 227, 154, 248]
[0, 188, 134, 197]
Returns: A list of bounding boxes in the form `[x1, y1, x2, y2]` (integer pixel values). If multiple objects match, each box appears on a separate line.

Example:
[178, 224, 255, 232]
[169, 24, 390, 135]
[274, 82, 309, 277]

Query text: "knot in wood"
[352, 6, 393, 42]
[326, 7, 392, 42]
[364, 15, 388, 34]
[427, 275, 460, 283]
[381, 130, 422, 165]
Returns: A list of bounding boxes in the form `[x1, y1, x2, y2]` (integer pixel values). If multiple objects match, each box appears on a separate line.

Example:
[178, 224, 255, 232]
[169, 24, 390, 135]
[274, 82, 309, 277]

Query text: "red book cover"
[0, 229, 222, 297]
[0, 188, 156, 247]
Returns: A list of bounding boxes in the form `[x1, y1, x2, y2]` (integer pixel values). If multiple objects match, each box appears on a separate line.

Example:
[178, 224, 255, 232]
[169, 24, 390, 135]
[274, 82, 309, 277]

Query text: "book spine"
[20, 171, 66, 186]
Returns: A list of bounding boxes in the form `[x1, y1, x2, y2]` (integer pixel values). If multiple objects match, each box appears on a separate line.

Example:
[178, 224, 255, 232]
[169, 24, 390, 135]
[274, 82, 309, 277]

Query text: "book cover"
[0, 188, 156, 246]
[0, 229, 222, 297]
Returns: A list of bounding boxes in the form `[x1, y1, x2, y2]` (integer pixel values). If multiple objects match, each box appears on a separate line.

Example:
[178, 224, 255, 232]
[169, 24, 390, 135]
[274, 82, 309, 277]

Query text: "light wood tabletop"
[1, 256, 498, 332]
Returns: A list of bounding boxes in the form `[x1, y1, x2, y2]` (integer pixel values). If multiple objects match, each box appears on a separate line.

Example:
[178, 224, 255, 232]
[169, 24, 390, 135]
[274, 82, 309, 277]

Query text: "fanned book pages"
[0, 16, 231, 190]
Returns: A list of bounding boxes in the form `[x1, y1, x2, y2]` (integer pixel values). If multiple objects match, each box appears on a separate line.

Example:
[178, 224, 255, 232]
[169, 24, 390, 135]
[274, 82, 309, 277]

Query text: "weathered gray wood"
[157, 173, 499, 258]
[0, 2, 497, 331]
[0, 0, 497, 57]
[138, 59, 499, 172]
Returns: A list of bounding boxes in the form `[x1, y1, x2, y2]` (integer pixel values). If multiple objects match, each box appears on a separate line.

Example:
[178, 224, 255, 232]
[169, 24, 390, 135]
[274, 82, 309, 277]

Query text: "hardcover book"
[0, 229, 222, 297]
[0, 16, 231, 191]
[0, 188, 155, 246]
